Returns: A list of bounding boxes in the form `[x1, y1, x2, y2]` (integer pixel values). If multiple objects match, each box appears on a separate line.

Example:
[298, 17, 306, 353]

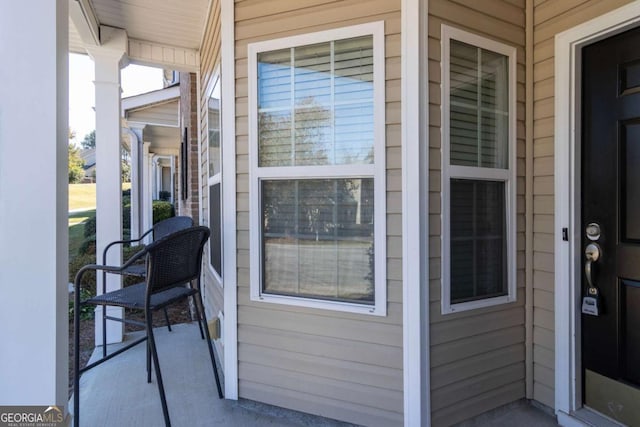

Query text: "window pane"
[334, 36, 374, 103]
[258, 49, 291, 110]
[259, 110, 292, 166]
[450, 40, 509, 169]
[262, 178, 374, 303]
[450, 179, 507, 303]
[209, 183, 222, 276]
[208, 90, 221, 177]
[257, 36, 374, 167]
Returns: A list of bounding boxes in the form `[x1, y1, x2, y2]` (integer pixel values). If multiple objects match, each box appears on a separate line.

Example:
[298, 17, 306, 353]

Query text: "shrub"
[83, 207, 131, 239]
[79, 235, 96, 255]
[69, 252, 97, 295]
[83, 216, 96, 238]
[152, 200, 175, 224]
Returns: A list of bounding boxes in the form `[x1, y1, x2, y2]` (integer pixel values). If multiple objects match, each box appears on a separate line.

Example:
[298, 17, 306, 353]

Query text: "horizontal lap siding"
[429, 1, 527, 425]
[127, 101, 179, 127]
[200, 0, 224, 364]
[531, 0, 633, 409]
[234, 1, 403, 426]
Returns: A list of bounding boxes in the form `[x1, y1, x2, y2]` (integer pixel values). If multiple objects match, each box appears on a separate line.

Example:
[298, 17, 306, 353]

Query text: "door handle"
[585, 242, 601, 288]
[582, 240, 602, 316]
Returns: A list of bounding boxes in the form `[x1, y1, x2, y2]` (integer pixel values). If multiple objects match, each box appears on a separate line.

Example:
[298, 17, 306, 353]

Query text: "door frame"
[554, 2, 640, 424]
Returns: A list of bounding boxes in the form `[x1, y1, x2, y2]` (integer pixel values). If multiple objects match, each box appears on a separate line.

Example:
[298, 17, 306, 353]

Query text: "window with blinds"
[249, 23, 386, 315]
[257, 36, 374, 167]
[208, 77, 222, 278]
[442, 26, 516, 313]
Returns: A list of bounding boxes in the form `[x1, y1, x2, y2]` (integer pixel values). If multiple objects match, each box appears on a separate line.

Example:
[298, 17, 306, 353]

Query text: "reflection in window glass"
[450, 40, 509, 169]
[257, 36, 374, 167]
[261, 178, 374, 303]
[208, 86, 221, 177]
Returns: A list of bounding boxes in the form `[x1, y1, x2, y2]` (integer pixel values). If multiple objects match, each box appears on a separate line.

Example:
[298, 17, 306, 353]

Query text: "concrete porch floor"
[71, 322, 355, 427]
[71, 322, 558, 427]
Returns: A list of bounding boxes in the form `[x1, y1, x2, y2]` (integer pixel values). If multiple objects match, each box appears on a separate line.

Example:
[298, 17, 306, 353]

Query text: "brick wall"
[176, 72, 200, 223]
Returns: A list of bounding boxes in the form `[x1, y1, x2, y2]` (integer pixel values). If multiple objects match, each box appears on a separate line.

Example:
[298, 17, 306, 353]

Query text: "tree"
[69, 144, 85, 183]
[81, 130, 96, 149]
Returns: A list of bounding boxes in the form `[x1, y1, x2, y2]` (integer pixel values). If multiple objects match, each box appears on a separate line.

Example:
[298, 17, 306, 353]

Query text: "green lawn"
[68, 183, 130, 259]
[69, 182, 131, 211]
[69, 209, 95, 259]
[69, 184, 96, 211]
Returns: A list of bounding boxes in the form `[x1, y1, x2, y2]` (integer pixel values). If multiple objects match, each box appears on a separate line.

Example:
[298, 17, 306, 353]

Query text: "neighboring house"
[3, 1, 640, 427]
[79, 148, 96, 182]
[121, 83, 182, 238]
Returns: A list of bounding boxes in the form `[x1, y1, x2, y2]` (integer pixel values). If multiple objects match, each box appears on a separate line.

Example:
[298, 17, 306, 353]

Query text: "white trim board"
[221, 0, 238, 401]
[554, 1, 640, 423]
[401, 0, 428, 425]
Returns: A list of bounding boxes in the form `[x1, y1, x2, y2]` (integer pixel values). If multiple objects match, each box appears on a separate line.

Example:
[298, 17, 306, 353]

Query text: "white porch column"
[0, 0, 68, 410]
[142, 142, 153, 240]
[170, 155, 176, 204]
[153, 156, 161, 200]
[87, 27, 127, 345]
[125, 127, 142, 241]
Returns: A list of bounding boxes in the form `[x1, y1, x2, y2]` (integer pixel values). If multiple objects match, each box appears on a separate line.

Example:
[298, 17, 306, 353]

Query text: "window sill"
[442, 293, 516, 315]
[251, 292, 386, 316]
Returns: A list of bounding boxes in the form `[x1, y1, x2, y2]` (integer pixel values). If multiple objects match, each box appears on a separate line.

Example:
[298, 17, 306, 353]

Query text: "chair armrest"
[101, 228, 153, 264]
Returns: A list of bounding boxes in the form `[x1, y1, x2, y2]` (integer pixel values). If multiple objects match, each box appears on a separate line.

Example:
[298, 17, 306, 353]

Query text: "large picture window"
[442, 26, 517, 313]
[248, 22, 386, 315]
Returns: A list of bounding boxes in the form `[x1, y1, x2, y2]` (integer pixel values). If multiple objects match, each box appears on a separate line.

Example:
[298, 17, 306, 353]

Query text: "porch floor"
[456, 399, 558, 426]
[71, 322, 354, 427]
[72, 322, 558, 427]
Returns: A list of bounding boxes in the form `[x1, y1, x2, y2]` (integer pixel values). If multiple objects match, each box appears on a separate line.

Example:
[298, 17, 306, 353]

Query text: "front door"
[582, 27, 640, 426]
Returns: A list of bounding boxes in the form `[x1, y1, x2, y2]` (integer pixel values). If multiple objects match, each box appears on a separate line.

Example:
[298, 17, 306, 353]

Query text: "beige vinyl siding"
[530, 0, 634, 409]
[199, 0, 224, 364]
[234, 1, 402, 425]
[429, 1, 527, 425]
[126, 100, 179, 127]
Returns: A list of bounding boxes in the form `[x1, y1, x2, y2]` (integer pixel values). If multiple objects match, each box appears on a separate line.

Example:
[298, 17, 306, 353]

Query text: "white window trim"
[441, 25, 517, 314]
[248, 21, 387, 316]
[206, 70, 223, 285]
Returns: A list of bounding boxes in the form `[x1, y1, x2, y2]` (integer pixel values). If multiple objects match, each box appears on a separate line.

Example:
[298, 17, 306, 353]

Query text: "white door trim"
[554, 1, 640, 421]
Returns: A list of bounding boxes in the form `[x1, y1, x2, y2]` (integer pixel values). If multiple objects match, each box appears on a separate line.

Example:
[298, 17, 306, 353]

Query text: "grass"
[69, 210, 95, 259]
[68, 182, 132, 259]
[69, 182, 131, 211]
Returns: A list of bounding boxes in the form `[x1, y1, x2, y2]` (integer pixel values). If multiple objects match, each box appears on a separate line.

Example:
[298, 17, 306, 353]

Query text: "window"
[208, 77, 222, 279]
[442, 26, 517, 313]
[248, 22, 386, 315]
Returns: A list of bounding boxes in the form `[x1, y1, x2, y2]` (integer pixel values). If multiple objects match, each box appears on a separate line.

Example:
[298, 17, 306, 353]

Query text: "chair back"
[152, 216, 194, 241]
[144, 226, 210, 296]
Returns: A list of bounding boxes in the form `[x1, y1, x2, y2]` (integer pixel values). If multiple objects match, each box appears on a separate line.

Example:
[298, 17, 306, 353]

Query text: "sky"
[68, 53, 164, 144]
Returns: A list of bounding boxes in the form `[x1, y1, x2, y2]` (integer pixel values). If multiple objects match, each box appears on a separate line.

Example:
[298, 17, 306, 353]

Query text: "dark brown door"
[582, 27, 640, 425]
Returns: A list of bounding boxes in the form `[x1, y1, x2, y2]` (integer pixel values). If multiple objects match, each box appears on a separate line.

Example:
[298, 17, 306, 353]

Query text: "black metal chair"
[99, 215, 195, 348]
[73, 226, 223, 427]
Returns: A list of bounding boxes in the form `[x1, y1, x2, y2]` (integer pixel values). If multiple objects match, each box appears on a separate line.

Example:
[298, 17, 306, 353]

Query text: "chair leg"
[102, 305, 107, 359]
[73, 296, 81, 427]
[147, 339, 152, 384]
[192, 296, 205, 340]
[193, 294, 223, 399]
[163, 307, 172, 332]
[146, 310, 172, 427]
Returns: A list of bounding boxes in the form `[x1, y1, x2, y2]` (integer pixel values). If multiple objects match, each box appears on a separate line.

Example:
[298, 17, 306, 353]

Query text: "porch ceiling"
[69, 0, 209, 55]
[144, 125, 180, 153]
